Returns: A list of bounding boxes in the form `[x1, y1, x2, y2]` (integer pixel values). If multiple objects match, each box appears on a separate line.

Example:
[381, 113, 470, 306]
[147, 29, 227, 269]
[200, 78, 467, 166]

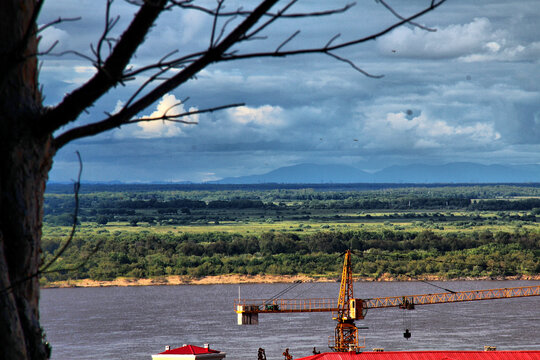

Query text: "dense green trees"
[470, 198, 540, 210]
[40, 228, 539, 282]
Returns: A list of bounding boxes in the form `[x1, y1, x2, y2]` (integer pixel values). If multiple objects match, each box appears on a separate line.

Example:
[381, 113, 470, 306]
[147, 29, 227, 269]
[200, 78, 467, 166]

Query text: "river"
[40, 280, 539, 360]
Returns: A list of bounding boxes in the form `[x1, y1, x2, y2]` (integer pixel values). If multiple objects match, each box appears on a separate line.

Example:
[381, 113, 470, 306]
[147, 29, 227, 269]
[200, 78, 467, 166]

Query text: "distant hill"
[212, 162, 540, 184]
[214, 163, 373, 184]
[48, 162, 540, 186]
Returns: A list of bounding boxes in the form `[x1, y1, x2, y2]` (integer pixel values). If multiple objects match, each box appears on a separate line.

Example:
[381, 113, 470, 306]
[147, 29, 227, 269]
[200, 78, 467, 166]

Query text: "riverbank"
[41, 273, 540, 288]
[42, 274, 331, 288]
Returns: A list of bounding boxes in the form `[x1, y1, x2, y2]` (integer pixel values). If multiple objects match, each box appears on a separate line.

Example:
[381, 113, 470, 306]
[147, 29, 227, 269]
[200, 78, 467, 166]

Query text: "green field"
[40, 183, 540, 283]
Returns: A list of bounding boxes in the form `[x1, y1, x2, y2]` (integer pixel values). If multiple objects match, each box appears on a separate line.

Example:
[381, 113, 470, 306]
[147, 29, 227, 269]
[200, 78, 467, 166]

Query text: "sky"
[38, 0, 540, 183]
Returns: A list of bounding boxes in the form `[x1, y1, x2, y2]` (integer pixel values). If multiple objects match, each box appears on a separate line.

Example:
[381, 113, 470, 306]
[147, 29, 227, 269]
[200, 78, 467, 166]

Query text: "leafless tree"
[0, 0, 445, 358]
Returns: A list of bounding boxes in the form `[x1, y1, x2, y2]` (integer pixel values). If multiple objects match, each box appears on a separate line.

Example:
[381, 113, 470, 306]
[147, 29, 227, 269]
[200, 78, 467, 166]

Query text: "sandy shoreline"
[41, 273, 539, 288]
[43, 274, 332, 288]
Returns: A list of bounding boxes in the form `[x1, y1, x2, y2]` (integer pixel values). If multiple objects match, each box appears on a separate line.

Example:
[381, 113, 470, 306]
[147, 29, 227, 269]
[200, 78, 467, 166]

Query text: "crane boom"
[363, 285, 540, 310]
[235, 285, 540, 314]
[235, 249, 540, 352]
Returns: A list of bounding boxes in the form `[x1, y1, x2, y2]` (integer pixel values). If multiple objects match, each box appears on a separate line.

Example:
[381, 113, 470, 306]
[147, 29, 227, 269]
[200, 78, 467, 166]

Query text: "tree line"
[40, 229, 539, 282]
[45, 192, 540, 216]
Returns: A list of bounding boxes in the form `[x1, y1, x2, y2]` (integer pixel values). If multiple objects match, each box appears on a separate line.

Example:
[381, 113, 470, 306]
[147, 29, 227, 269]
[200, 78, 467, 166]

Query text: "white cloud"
[74, 66, 94, 73]
[378, 17, 540, 62]
[112, 100, 124, 115]
[363, 111, 501, 150]
[228, 105, 284, 126]
[485, 42, 501, 53]
[378, 17, 495, 59]
[62, 65, 96, 85]
[460, 41, 540, 62]
[115, 94, 198, 139]
[39, 25, 70, 53]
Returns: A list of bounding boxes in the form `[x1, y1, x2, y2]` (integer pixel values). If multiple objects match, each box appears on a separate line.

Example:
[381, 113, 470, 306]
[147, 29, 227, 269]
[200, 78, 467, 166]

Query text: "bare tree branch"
[47, 0, 446, 150]
[123, 50, 188, 110]
[23, 11, 84, 60]
[325, 33, 342, 49]
[169, 0, 355, 19]
[91, 0, 121, 68]
[210, 0, 225, 48]
[39, 151, 83, 274]
[2, 4, 80, 78]
[122, 50, 204, 78]
[45, 49, 97, 63]
[377, 0, 436, 32]
[36, 40, 59, 57]
[124, 67, 170, 109]
[126, 102, 245, 124]
[275, 30, 300, 53]
[54, 102, 245, 148]
[52, 0, 281, 149]
[244, 0, 297, 40]
[37, 16, 82, 34]
[326, 52, 383, 78]
[218, 0, 446, 62]
[38, 0, 169, 135]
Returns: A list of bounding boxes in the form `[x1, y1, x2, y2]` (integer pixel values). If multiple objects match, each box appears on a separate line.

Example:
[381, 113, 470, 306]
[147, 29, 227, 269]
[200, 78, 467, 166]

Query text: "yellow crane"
[235, 250, 540, 352]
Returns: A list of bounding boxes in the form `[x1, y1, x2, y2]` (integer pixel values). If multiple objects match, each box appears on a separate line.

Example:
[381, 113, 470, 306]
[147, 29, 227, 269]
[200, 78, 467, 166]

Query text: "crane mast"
[235, 250, 540, 352]
[332, 250, 361, 352]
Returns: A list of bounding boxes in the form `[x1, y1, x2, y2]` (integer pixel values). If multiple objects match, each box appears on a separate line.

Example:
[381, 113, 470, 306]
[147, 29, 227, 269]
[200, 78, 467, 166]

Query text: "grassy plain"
[43, 209, 539, 237]
[44, 219, 538, 237]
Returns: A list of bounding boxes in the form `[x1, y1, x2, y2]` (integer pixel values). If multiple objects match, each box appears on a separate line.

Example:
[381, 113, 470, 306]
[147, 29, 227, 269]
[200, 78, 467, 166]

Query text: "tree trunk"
[0, 140, 54, 360]
[0, 1, 54, 359]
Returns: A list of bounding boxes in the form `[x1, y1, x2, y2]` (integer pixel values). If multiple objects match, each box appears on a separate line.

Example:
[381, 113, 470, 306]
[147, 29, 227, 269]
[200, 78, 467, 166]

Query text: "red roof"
[297, 351, 540, 360]
[159, 345, 221, 355]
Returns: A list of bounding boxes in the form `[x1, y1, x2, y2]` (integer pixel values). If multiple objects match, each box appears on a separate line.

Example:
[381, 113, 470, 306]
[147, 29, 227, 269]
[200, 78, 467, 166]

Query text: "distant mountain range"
[212, 162, 540, 184]
[50, 162, 540, 186]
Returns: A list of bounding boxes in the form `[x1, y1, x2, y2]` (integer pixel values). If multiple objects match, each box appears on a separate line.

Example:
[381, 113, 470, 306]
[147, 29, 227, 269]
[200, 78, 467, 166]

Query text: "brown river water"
[40, 280, 540, 360]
